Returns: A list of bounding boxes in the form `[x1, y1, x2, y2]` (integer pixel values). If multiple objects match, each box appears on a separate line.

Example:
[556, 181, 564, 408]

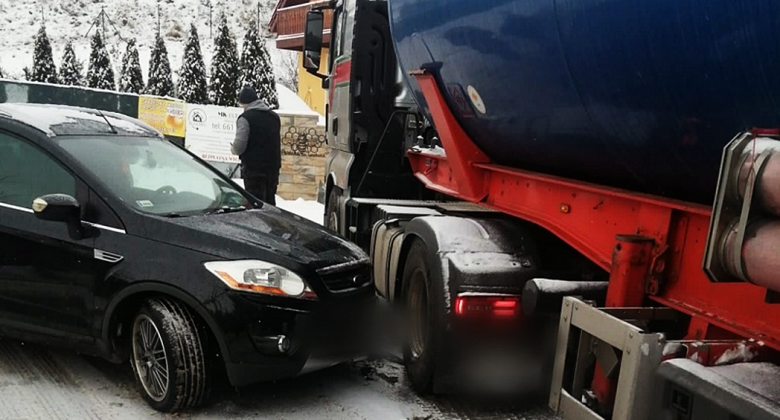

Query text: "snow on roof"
[275, 83, 326, 126]
[276, 83, 317, 115]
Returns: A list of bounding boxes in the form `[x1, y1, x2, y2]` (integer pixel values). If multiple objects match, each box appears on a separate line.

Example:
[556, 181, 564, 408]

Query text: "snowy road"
[0, 339, 559, 420]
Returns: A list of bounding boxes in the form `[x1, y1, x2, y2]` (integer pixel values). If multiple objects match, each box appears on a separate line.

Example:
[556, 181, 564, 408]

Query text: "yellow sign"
[137, 96, 186, 137]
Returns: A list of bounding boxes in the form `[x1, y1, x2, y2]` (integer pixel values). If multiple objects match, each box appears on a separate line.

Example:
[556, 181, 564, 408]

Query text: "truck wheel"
[401, 239, 445, 394]
[325, 187, 340, 233]
[130, 298, 209, 413]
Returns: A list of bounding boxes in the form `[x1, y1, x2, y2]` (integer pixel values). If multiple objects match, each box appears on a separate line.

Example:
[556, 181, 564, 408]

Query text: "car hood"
[146, 205, 368, 272]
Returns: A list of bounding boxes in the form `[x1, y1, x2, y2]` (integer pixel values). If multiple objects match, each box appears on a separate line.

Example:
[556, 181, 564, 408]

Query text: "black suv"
[0, 103, 374, 412]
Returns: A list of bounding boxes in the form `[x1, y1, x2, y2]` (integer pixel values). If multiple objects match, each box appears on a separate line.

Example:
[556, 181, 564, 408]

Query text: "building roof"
[269, 0, 309, 33]
[269, 0, 332, 51]
[0, 103, 163, 138]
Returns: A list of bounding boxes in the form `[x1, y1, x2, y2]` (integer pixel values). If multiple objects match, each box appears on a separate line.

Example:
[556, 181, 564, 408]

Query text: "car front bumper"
[209, 288, 377, 387]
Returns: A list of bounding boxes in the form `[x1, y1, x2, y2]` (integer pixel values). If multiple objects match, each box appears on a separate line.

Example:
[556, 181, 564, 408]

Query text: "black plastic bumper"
[211, 289, 376, 387]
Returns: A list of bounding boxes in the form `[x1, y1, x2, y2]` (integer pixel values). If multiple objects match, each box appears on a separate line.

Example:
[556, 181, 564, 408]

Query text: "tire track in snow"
[0, 339, 156, 420]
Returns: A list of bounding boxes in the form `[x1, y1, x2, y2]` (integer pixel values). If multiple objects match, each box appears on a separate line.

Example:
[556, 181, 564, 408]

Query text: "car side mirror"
[303, 10, 324, 72]
[33, 194, 91, 240]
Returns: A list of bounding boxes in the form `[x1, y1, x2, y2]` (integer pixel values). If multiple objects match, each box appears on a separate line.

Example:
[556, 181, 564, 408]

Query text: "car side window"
[0, 131, 76, 209]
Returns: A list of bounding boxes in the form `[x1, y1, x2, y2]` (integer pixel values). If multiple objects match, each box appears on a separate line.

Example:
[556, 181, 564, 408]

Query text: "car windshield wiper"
[205, 205, 247, 215]
[161, 212, 185, 218]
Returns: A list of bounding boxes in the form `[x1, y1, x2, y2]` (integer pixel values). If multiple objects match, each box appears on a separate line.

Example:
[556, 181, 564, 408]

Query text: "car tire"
[401, 238, 445, 394]
[325, 187, 341, 233]
[130, 298, 210, 413]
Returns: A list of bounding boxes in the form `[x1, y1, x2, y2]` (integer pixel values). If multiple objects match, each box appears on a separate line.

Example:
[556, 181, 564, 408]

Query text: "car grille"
[316, 261, 372, 292]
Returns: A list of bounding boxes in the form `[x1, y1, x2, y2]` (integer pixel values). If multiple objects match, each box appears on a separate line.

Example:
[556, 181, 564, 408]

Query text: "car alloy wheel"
[132, 314, 170, 402]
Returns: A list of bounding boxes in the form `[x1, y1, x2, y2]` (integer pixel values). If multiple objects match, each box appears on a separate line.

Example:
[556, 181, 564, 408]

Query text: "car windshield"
[57, 135, 253, 216]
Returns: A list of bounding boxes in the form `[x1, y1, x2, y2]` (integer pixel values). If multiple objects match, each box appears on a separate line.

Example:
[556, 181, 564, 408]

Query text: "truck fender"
[394, 215, 541, 310]
[392, 215, 541, 393]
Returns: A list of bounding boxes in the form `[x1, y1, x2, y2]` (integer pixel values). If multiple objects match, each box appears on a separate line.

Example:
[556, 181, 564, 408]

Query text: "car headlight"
[204, 260, 317, 300]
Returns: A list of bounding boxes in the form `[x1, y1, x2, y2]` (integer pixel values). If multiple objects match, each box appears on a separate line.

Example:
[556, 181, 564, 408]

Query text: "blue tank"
[388, 0, 780, 205]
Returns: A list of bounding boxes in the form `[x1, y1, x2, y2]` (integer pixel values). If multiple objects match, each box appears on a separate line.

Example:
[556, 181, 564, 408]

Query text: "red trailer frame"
[406, 70, 780, 354]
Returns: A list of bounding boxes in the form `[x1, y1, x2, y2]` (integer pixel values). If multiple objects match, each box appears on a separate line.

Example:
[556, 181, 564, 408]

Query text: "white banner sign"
[184, 104, 245, 163]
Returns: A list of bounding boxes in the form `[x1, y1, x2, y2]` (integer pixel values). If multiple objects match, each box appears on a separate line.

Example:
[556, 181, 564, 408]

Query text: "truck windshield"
[57, 135, 253, 216]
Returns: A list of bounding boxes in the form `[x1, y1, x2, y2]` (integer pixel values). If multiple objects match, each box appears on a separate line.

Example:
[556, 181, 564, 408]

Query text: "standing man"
[231, 85, 281, 205]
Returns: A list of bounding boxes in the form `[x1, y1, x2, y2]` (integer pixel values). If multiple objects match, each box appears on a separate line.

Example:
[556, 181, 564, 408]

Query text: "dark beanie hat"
[238, 85, 258, 104]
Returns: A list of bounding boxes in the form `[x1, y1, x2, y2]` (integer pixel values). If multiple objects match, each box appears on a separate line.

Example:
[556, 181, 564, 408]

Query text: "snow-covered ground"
[276, 195, 325, 224]
[231, 177, 325, 224]
[0, 339, 557, 419]
[0, 0, 295, 91]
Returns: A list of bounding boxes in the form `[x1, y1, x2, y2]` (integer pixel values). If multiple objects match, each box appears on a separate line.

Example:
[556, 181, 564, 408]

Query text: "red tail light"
[454, 295, 520, 317]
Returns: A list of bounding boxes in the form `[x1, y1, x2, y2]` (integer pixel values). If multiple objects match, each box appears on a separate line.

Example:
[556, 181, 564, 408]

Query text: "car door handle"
[332, 117, 339, 136]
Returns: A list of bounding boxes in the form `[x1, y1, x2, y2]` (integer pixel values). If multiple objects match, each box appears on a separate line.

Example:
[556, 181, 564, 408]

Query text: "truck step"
[374, 204, 442, 221]
[656, 358, 780, 420]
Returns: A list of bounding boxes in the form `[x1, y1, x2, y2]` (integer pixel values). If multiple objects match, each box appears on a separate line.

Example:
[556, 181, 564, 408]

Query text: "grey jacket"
[231, 99, 271, 156]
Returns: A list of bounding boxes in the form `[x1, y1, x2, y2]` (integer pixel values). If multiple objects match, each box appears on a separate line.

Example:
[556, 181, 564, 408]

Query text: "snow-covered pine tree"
[240, 22, 278, 109]
[31, 24, 58, 84]
[146, 33, 174, 97]
[86, 31, 116, 91]
[118, 39, 144, 94]
[59, 41, 82, 86]
[177, 24, 208, 104]
[209, 13, 240, 106]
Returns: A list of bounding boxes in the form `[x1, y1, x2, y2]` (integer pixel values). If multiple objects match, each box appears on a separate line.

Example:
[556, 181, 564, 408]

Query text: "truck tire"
[325, 187, 340, 233]
[130, 298, 210, 412]
[401, 238, 445, 394]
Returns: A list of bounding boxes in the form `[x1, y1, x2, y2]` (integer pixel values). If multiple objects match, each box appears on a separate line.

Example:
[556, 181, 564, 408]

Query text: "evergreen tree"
[31, 24, 58, 84]
[240, 22, 278, 109]
[146, 33, 174, 97]
[118, 39, 144, 93]
[59, 41, 82, 86]
[209, 13, 240, 106]
[86, 31, 116, 91]
[177, 24, 208, 104]
[22, 67, 31, 81]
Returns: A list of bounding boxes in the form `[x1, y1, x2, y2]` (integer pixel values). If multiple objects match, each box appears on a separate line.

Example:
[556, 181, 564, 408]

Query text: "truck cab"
[303, 0, 437, 240]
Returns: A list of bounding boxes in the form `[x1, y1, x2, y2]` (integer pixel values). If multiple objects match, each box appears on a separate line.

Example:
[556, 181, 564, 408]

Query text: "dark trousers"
[243, 171, 279, 205]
